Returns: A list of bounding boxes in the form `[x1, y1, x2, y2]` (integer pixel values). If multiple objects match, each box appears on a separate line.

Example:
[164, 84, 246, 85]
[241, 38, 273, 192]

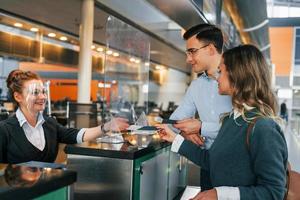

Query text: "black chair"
[66, 102, 98, 128]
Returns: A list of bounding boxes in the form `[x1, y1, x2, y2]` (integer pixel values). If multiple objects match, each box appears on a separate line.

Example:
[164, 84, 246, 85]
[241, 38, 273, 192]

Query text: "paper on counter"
[127, 125, 142, 131]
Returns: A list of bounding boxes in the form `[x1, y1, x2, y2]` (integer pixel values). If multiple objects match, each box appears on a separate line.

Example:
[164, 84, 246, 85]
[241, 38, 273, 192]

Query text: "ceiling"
[0, 0, 270, 73]
[0, 0, 190, 73]
[234, 0, 271, 58]
[272, 0, 300, 6]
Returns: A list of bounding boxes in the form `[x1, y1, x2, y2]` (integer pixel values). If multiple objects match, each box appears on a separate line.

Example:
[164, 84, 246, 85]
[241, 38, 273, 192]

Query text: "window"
[295, 28, 300, 66]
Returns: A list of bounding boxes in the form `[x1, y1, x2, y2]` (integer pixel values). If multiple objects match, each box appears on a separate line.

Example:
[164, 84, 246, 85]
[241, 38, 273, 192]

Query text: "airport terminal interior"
[0, 0, 300, 199]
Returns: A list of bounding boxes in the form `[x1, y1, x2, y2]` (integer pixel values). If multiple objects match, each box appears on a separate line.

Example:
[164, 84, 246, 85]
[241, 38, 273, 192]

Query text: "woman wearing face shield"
[0, 70, 129, 164]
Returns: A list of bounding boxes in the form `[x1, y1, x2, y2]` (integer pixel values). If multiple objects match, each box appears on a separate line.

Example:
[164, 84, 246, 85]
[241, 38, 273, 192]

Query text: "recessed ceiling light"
[59, 36, 68, 41]
[155, 65, 161, 70]
[14, 23, 23, 27]
[106, 50, 113, 55]
[96, 47, 104, 52]
[30, 27, 39, 32]
[135, 59, 140, 64]
[91, 45, 95, 49]
[129, 58, 135, 62]
[48, 33, 56, 37]
[113, 52, 119, 57]
[145, 62, 150, 66]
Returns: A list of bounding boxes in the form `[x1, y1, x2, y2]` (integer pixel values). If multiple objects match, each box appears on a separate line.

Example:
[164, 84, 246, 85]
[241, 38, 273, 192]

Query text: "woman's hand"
[190, 189, 217, 200]
[104, 117, 129, 132]
[155, 124, 176, 142]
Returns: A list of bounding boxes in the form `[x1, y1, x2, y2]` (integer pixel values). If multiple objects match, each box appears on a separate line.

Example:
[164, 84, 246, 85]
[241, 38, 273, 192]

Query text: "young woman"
[0, 70, 129, 164]
[158, 45, 288, 200]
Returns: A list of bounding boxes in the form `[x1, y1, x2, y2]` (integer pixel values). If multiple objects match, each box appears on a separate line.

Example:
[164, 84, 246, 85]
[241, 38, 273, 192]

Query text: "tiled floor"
[285, 125, 300, 173]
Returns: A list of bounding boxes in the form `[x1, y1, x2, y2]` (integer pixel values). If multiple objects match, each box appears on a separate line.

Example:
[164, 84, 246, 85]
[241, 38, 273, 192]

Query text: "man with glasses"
[169, 24, 232, 191]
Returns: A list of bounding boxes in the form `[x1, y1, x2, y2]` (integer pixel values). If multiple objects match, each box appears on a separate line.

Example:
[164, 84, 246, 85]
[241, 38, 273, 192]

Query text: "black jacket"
[0, 115, 79, 164]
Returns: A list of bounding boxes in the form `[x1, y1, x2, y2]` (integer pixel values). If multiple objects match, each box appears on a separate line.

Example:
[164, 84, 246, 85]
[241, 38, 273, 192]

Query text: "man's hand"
[173, 118, 201, 135]
[181, 132, 205, 146]
[190, 189, 217, 200]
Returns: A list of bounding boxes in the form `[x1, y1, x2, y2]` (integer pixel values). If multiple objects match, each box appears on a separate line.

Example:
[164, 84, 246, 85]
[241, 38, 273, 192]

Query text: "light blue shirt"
[170, 72, 232, 149]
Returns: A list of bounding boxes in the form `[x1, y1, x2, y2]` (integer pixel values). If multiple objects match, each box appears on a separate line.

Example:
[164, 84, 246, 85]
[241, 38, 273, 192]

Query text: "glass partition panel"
[104, 16, 150, 124]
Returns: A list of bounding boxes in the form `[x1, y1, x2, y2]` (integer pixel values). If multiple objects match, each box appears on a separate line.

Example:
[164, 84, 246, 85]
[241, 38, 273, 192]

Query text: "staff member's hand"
[104, 117, 129, 132]
[190, 189, 217, 200]
[173, 118, 201, 135]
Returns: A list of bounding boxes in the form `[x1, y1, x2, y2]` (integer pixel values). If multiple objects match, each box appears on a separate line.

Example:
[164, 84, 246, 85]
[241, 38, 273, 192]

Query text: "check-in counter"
[0, 162, 76, 200]
[65, 136, 187, 200]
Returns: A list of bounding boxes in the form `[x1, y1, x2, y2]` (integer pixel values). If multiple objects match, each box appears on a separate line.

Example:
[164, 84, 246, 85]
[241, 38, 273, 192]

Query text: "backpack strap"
[246, 118, 258, 151]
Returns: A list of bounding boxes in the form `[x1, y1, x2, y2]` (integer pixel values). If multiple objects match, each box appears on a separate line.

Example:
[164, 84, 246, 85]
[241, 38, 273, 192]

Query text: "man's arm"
[170, 81, 197, 121]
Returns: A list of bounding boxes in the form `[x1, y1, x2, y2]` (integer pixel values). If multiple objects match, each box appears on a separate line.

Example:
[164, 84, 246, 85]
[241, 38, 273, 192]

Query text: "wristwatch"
[100, 123, 107, 134]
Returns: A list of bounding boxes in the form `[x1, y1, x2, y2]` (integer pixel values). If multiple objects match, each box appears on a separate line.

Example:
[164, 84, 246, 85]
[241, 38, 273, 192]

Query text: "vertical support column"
[37, 32, 44, 63]
[216, 0, 223, 26]
[78, 0, 94, 103]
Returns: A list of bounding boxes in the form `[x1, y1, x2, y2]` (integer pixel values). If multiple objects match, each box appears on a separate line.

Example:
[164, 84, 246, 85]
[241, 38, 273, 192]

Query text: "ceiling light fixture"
[48, 33, 56, 37]
[14, 23, 23, 27]
[97, 47, 104, 52]
[59, 36, 68, 41]
[113, 52, 119, 57]
[106, 50, 113, 55]
[30, 27, 39, 32]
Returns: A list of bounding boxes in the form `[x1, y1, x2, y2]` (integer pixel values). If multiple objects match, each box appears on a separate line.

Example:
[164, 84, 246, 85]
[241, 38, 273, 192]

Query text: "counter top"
[65, 134, 170, 160]
[0, 162, 76, 200]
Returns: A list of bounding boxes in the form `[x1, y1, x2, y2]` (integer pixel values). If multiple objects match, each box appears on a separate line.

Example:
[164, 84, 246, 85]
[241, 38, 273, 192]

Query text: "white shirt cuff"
[215, 186, 240, 200]
[171, 134, 185, 153]
[76, 128, 87, 143]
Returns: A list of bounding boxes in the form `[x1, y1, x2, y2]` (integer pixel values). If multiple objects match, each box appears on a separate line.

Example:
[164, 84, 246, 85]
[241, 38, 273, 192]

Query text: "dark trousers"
[200, 169, 213, 191]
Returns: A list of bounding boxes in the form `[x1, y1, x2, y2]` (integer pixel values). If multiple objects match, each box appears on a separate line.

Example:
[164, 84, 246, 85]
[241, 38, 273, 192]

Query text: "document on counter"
[180, 186, 201, 200]
[127, 125, 158, 131]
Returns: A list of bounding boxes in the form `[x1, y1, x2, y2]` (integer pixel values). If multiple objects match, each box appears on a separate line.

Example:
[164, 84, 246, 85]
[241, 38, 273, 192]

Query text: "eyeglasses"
[185, 44, 210, 57]
[28, 88, 48, 96]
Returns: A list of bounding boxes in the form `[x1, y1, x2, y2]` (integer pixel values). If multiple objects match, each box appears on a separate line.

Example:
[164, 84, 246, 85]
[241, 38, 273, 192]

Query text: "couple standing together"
[158, 24, 288, 200]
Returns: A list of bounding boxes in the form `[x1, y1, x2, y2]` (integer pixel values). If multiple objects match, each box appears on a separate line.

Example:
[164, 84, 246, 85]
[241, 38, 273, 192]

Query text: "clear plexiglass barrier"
[103, 16, 150, 126]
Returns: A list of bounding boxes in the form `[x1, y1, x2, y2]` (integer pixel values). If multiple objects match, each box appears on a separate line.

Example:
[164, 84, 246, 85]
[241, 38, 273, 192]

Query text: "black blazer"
[0, 115, 79, 164]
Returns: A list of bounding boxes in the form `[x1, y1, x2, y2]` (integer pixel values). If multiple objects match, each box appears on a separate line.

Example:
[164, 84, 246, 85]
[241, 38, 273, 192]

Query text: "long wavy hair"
[223, 44, 278, 120]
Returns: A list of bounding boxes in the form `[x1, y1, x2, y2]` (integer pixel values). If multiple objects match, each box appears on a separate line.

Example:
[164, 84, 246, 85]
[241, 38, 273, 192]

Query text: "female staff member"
[158, 45, 288, 200]
[0, 70, 129, 164]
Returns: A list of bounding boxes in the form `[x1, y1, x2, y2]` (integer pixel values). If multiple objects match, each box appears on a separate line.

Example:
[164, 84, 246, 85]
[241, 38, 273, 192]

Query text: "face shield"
[24, 82, 48, 115]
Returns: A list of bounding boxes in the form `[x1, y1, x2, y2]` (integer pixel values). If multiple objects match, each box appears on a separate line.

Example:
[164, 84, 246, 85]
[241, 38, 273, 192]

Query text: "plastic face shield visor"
[25, 82, 48, 113]
[26, 82, 48, 97]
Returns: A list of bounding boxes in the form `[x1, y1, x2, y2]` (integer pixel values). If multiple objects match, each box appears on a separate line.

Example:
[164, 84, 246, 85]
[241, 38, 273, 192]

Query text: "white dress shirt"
[16, 108, 85, 151]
